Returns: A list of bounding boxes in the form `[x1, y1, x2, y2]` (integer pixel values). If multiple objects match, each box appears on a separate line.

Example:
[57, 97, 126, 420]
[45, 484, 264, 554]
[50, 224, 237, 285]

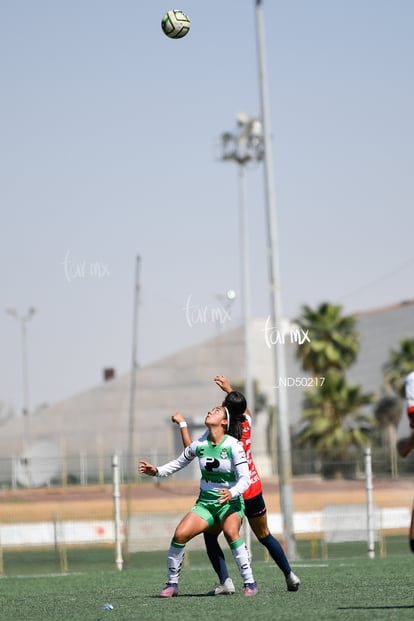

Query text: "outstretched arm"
[171, 412, 192, 448]
[139, 447, 196, 478]
[139, 460, 157, 476]
[397, 433, 414, 457]
[397, 435, 414, 458]
[215, 374, 252, 416]
[214, 375, 233, 394]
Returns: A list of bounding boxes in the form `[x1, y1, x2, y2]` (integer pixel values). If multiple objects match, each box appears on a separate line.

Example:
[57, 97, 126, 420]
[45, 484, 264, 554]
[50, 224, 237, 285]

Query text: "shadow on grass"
[148, 593, 216, 598]
[338, 606, 414, 611]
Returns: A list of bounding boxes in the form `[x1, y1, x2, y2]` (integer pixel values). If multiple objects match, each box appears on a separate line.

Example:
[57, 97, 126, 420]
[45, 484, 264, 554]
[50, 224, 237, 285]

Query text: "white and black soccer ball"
[161, 9, 191, 39]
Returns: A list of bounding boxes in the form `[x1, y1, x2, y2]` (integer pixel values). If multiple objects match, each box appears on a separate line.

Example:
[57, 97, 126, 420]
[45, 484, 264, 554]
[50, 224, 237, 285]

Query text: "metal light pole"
[127, 255, 141, 481]
[254, 0, 297, 558]
[220, 113, 264, 419]
[6, 307, 36, 449]
[221, 114, 264, 553]
[124, 255, 141, 563]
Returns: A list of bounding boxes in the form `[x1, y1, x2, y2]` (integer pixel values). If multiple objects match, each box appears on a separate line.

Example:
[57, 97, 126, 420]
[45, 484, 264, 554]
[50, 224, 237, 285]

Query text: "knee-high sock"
[203, 532, 229, 583]
[167, 539, 186, 583]
[259, 533, 291, 576]
[229, 537, 254, 584]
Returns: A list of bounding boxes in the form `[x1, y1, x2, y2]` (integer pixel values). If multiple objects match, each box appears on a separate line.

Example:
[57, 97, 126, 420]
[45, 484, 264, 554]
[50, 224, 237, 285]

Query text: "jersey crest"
[220, 447, 229, 460]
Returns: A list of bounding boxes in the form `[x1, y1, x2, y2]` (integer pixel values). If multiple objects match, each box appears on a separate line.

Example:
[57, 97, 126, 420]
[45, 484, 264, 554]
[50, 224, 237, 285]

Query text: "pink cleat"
[243, 582, 258, 597]
[159, 582, 179, 598]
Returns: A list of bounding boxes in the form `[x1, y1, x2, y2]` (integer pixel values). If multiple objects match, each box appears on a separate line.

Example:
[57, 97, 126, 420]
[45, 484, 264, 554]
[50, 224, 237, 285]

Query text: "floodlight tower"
[220, 113, 264, 417]
[6, 307, 36, 448]
[254, 0, 297, 558]
[220, 113, 263, 555]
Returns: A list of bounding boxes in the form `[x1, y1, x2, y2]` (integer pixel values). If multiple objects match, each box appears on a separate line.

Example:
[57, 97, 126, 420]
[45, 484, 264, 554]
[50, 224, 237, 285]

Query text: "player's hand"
[139, 460, 157, 476]
[217, 488, 232, 504]
[172, 413, 185, 425]
[397, 435, 414, 458]
[214, 375, 232, 394]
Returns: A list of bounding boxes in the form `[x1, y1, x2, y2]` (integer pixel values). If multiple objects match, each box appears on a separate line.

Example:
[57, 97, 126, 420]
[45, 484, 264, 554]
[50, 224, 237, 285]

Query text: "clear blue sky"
[1, 0, 413, 416]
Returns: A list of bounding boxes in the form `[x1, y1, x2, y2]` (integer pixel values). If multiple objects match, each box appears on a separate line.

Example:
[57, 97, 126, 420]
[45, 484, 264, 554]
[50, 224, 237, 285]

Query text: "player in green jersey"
[173, 376, 300, 594]
[139, 403, 258, 597]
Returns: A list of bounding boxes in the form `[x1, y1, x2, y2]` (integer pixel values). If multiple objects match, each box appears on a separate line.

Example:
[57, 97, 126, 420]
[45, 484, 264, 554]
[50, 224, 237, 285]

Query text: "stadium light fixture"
[6, 307, 37, 449]
[220, 113, 264, 553]
[219, 113, 263, 444]
[254, 0, 297, 558]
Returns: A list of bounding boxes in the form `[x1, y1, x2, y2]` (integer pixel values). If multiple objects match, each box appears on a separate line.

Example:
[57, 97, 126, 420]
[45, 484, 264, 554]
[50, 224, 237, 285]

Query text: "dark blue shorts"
[244, 493, 267, 519]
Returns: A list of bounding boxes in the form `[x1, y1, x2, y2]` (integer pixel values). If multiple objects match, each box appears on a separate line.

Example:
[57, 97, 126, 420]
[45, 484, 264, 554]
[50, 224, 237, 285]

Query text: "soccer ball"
[161, 10, 191, 39]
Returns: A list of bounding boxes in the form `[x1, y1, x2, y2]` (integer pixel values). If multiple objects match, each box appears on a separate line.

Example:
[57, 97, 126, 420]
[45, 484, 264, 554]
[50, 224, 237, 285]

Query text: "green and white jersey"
[156, 434, 250, 500]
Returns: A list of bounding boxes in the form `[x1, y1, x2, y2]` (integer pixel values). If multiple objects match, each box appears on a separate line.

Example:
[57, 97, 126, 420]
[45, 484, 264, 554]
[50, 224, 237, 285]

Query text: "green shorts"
[191, 495, 245, 528]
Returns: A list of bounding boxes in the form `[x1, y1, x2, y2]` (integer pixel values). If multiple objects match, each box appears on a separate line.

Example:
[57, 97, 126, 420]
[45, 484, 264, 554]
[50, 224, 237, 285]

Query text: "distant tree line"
[206, 301, 414, 479]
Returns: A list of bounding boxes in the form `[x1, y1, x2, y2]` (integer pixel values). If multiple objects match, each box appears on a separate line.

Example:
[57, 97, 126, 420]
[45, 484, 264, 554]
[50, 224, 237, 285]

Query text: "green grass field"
[1, 540, 413, 621]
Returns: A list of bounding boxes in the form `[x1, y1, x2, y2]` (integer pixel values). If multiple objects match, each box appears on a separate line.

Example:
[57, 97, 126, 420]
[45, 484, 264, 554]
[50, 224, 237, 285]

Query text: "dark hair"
[223, 391, 247, 417]
[223, 391, 246, 441]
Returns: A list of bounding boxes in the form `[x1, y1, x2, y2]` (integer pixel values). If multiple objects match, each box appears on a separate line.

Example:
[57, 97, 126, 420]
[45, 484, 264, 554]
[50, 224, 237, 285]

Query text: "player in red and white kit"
[173, 375, 300, 595]
[396, 371, 414, 552]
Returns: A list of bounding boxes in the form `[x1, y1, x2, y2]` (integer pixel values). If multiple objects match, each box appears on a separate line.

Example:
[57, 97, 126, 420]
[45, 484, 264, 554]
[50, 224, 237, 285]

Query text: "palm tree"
[294, 302, 360, 377]
[383, 338, 414, 396]
[374, 395, 403, 445]
[373, 394, 403, 477]
[295, 370, 374, 477]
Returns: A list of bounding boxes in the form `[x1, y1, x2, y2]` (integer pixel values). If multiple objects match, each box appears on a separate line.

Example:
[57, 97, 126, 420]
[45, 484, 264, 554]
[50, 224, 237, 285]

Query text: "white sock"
[230, 538, 254, 584]
[167, 539, 186, 583]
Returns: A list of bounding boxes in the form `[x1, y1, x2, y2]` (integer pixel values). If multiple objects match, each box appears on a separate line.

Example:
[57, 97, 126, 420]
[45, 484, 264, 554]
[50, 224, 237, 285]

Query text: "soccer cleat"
[286, 571, 300, 592]
[243, 582, 258, 597]
[208, 577, 235, 595]
[159, 582, 179, 598]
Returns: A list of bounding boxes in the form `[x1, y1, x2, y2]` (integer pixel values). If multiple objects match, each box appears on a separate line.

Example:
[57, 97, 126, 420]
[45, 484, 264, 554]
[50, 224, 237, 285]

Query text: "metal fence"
[1, 446, 413, 576]
[1, 446, 414, 490]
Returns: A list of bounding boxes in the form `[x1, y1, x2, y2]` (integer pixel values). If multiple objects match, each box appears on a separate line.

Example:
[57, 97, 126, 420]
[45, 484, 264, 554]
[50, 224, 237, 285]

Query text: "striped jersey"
[405, 371, 414, 415]
[197, 413, 263, 500]
[156, 434, 250, 500]
[240, 413, 263, 500]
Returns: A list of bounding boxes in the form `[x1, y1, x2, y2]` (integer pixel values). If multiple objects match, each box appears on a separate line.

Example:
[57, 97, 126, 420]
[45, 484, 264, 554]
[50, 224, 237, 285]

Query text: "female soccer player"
[139, 402, 258, 598]
[396, 370, 414, 552]
[172, 375, 300, 595]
